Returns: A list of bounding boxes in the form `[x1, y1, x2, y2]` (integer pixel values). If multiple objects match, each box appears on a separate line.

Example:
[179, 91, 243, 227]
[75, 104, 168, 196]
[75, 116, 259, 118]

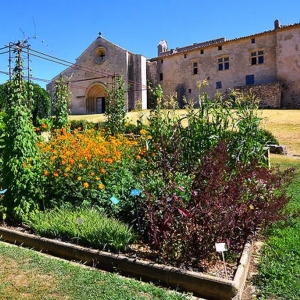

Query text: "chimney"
[274, 19, 281, 29]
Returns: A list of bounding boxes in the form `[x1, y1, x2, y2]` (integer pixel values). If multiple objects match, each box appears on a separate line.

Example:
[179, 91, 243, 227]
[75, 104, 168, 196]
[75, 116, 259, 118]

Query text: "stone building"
[47, 33, 147, 114]
[148, 20, 300, 109]
[48, 20, 300, 113]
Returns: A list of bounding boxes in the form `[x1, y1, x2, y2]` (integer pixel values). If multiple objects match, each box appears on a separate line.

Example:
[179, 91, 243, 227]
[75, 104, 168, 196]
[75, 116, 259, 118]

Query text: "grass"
[254, 155, 300, 299]
[0, 241, 189, 300]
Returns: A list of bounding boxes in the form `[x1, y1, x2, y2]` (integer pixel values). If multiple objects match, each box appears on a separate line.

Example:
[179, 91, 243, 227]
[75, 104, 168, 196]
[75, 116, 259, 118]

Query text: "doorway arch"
[86, 83, 107, 114]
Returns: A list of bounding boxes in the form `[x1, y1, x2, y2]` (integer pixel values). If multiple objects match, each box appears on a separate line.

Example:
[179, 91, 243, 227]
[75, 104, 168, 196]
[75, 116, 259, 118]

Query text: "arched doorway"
[86, 83, 107, 114]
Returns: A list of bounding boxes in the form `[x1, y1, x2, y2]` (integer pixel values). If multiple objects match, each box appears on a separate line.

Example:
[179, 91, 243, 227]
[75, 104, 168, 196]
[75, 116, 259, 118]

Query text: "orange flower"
[106, 158, 113, 164]
[83, 182, 89, 188]
[64, 173, 68, 177]
[100, 168, 105, 173]
[95, 176, 100, 181]
[54, 172, 59, 177]
[77, 176, 82, 181]
[78, 163, 83, 168]
[90, 172, 95, 176]
[44, 170, 49, 176]
[98, 183, 104, 190]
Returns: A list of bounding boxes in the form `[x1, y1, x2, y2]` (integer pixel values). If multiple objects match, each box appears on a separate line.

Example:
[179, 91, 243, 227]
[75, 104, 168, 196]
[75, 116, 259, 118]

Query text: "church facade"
[47, 34, 147, 114]
[48, 20, 300, 113]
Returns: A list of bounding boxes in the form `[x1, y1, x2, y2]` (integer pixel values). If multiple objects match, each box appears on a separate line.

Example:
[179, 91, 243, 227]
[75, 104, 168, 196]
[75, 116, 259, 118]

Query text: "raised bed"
[0, 226, 252, 300]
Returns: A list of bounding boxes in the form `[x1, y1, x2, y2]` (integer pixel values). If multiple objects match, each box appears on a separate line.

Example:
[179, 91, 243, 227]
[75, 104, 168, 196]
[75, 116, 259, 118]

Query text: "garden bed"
[0, 225, 252, 300]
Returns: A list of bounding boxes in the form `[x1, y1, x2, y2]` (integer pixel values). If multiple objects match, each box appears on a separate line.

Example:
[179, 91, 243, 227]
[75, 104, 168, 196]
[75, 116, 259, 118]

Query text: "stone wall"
[235, 82, 282, 108]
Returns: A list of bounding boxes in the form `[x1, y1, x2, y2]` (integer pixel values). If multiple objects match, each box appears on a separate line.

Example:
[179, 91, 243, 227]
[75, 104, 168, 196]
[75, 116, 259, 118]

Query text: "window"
[161, 59, 163, 64]
[218, 46, 222, 51]
[160, 73, 163, 81]
[218, 57, 229, 71]
[251, 38, 256, 44]
[192, 62, 198, 74]
[94, 47, 107, 64]
[246, 74, 255, 85]
[184, 54, 187, 58]
[216, 81, 222, 89]
[251, 50, 264, 65]
[188, 89, 192, 93]
[200, 49, 204, 54]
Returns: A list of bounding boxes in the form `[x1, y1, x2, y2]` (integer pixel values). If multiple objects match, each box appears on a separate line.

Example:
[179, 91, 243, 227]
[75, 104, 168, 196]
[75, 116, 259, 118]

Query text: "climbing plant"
[104, 75, 127, 136]
[52, 76, 71, 129]
[1, 41, 43, 221]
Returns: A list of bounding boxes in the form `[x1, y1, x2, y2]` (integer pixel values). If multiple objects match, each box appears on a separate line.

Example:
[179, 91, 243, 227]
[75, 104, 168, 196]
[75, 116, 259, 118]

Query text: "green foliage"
[104, 75, 128, 136]
[258, 128, 280, 145]
[26, 205, 136, 252]
[0, 112, 6, 184]
[52, 76, 71, 129]
[0, 81, 50, 124]
[68, 119, 104, 131]
[0, 81, 10, 111]
[255, 158, 300, 299]
[1, 42, 44, 220]
[30, 82, 51, 126]
[144, 82, 269, 177]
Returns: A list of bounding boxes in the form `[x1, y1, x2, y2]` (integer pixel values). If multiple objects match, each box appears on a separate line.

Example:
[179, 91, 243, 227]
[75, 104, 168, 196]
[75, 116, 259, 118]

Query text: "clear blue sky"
[1, 0, 300, 88]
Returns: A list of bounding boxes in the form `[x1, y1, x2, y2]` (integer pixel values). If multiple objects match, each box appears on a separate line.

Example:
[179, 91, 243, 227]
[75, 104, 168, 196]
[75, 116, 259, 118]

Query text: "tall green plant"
[104, 75, 127, 136]
[1, 41, 43, 221]
[52, 76, 71, 129]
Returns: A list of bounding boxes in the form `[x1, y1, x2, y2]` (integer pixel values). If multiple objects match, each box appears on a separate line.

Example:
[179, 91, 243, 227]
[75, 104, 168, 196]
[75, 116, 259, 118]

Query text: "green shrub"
[258, 128, 279, 145]
[68, 119, 104, 131]
[26, 205, 136, 252]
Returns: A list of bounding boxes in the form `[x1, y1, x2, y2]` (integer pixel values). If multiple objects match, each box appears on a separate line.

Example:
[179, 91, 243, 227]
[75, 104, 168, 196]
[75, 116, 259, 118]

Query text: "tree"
[0, 81, 50, 125]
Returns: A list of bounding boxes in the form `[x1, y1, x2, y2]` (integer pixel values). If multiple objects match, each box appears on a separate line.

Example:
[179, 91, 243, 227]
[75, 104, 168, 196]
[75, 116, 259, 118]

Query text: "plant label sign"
[215, 242, 228, 252]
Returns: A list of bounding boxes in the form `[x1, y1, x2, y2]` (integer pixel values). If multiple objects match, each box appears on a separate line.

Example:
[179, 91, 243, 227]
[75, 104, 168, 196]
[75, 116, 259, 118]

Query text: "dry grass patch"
[0, 250, 64, 299]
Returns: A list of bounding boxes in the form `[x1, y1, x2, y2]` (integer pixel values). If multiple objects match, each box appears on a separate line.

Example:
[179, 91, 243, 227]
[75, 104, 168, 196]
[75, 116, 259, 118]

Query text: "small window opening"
[193, 62, 198, 74]
[216, 81, 222, 89]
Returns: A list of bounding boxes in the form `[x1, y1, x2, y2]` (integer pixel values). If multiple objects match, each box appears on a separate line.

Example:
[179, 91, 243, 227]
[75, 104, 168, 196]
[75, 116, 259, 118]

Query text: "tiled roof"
[149, 21, 300, 61]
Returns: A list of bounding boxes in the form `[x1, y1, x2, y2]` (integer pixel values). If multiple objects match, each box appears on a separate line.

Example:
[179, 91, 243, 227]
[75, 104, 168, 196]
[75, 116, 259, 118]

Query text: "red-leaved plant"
[142, 141, 294, 269]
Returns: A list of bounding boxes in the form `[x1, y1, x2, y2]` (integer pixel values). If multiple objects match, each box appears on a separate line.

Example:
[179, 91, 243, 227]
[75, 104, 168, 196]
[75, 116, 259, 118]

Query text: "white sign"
[215, 242, 228, 252]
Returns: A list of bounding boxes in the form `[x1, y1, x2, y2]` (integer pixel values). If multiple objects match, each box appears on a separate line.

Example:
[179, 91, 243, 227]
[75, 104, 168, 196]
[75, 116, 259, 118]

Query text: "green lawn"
[0, 241, 190, 300]
[254, 155, 300, 299]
